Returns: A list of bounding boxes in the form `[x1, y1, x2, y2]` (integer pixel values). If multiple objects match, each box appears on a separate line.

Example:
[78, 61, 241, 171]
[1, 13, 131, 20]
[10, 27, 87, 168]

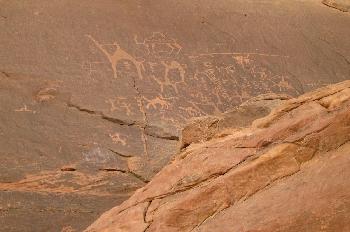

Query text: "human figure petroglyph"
[86, 35, 144, 80]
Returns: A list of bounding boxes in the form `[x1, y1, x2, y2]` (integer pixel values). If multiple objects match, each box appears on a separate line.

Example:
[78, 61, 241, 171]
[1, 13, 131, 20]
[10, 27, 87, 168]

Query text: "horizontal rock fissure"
[66, 102, 137, 126]
[98, 168, 126, 172]
[95, 167, 149, 183]
[108, 149, 134, 158]
[145, 132, 179, 141]
[67, 103, 179, 141]
[60, 167, 77, 171]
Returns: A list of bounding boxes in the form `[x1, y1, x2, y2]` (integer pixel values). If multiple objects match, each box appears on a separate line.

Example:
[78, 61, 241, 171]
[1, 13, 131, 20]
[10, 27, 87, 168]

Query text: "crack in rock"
[66, 102, 179, 141]
[108, 149, 134, 158]
[129, 73, 150, 157]
[67, 102, 137, 126]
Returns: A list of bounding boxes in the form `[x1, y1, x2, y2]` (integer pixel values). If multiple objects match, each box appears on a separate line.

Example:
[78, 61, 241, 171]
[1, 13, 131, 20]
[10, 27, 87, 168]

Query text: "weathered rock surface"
[323, 0, 350, 12]
[180, 93, 291, 148]
[1, 0, 350, 231]
[86, 80, 350, 232]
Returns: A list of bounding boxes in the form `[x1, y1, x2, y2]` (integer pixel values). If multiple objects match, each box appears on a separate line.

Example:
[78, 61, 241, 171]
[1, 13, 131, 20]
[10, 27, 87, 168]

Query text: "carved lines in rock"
[85, 32, 296, 126]
[86, 34, 144, 80]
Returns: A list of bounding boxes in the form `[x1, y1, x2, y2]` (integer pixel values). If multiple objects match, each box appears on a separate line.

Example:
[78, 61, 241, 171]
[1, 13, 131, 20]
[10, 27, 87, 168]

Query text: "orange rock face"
[323, 0, 350, 12]
[86, 80, 350, 232]
[1, 1, 350, 230]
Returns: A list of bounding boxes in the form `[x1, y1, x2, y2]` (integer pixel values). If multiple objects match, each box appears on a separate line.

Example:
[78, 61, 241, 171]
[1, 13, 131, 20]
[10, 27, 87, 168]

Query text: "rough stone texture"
[1, 0, 350, 231]
[180, 93, 291, 148]
[86, 80, 350, 232]
[323, 0, 350, 12]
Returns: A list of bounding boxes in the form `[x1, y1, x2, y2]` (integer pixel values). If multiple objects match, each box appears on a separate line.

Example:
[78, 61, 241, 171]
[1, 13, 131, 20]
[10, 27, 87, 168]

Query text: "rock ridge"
[85, 80, 350, 232]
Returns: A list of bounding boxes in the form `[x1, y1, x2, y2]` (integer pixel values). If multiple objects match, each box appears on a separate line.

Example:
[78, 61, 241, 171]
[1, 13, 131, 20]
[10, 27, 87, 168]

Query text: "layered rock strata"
[86, 80, 350, 232]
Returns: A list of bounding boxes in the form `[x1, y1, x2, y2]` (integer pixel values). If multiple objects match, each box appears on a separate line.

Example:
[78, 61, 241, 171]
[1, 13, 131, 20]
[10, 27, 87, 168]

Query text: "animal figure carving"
[86, 35, 144, 80]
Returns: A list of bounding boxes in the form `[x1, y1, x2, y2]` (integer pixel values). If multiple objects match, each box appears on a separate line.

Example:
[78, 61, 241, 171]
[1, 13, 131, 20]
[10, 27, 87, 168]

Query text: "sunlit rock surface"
[0, 0, 349, 231]
[86, 80, 350, 232]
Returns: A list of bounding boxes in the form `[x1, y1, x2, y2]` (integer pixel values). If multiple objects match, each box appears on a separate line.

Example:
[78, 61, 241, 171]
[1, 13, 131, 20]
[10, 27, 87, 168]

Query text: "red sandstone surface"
[0, 0, 349, 231]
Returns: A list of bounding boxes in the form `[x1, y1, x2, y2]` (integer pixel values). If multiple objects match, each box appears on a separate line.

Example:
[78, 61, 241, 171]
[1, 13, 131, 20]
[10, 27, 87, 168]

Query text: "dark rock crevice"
[108, 149, 134, 158]
[66, 102, 179, 141]
[66, 102, 137, 126]
[128, 171, 150, 184]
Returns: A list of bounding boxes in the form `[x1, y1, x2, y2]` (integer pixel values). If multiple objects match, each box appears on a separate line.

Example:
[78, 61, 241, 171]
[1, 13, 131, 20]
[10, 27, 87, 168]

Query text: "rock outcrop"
[1, 0, 350, 231]
[180, 93, 291, 148]
[86, 80, 350, 232]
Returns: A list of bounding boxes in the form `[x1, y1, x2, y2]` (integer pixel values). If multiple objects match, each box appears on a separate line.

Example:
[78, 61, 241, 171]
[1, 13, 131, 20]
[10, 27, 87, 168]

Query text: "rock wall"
[0, 0, 349, 231]
[86, 80, 350, 232]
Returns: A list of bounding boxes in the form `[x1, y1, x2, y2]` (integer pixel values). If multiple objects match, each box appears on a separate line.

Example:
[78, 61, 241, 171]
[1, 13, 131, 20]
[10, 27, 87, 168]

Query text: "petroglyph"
[178, 106, 203, 118]
[109, 133, 127, 146]
[233, 55, 252, 67]
[188, 100, 211, 116]
[61, 226, 75, 232]
[305, 80, 329, 88]
[106, 97, 133, 116]
[81, 61, 105, 80]
[275, 76, 295, 91]
[134, 32, 182, 58]
[83, 147, 123, 164]
[162, 60, 186, 92]
[14, 104, 36, 113]
[86, 34, 151, 157]
[86, 32, 299, 129]
[143, 96, 171, 110]
[150, 60, 186, 94]
[86, 35, 144, 80]
[35, 87, 58, 102]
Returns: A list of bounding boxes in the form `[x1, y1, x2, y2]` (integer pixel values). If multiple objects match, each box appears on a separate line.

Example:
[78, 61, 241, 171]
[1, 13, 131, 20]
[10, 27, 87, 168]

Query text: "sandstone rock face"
[180, 93, 291, 148]
[323, 0, 350, 12]
[86, 80, 350, 232]
[1, 0, 350, 231]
